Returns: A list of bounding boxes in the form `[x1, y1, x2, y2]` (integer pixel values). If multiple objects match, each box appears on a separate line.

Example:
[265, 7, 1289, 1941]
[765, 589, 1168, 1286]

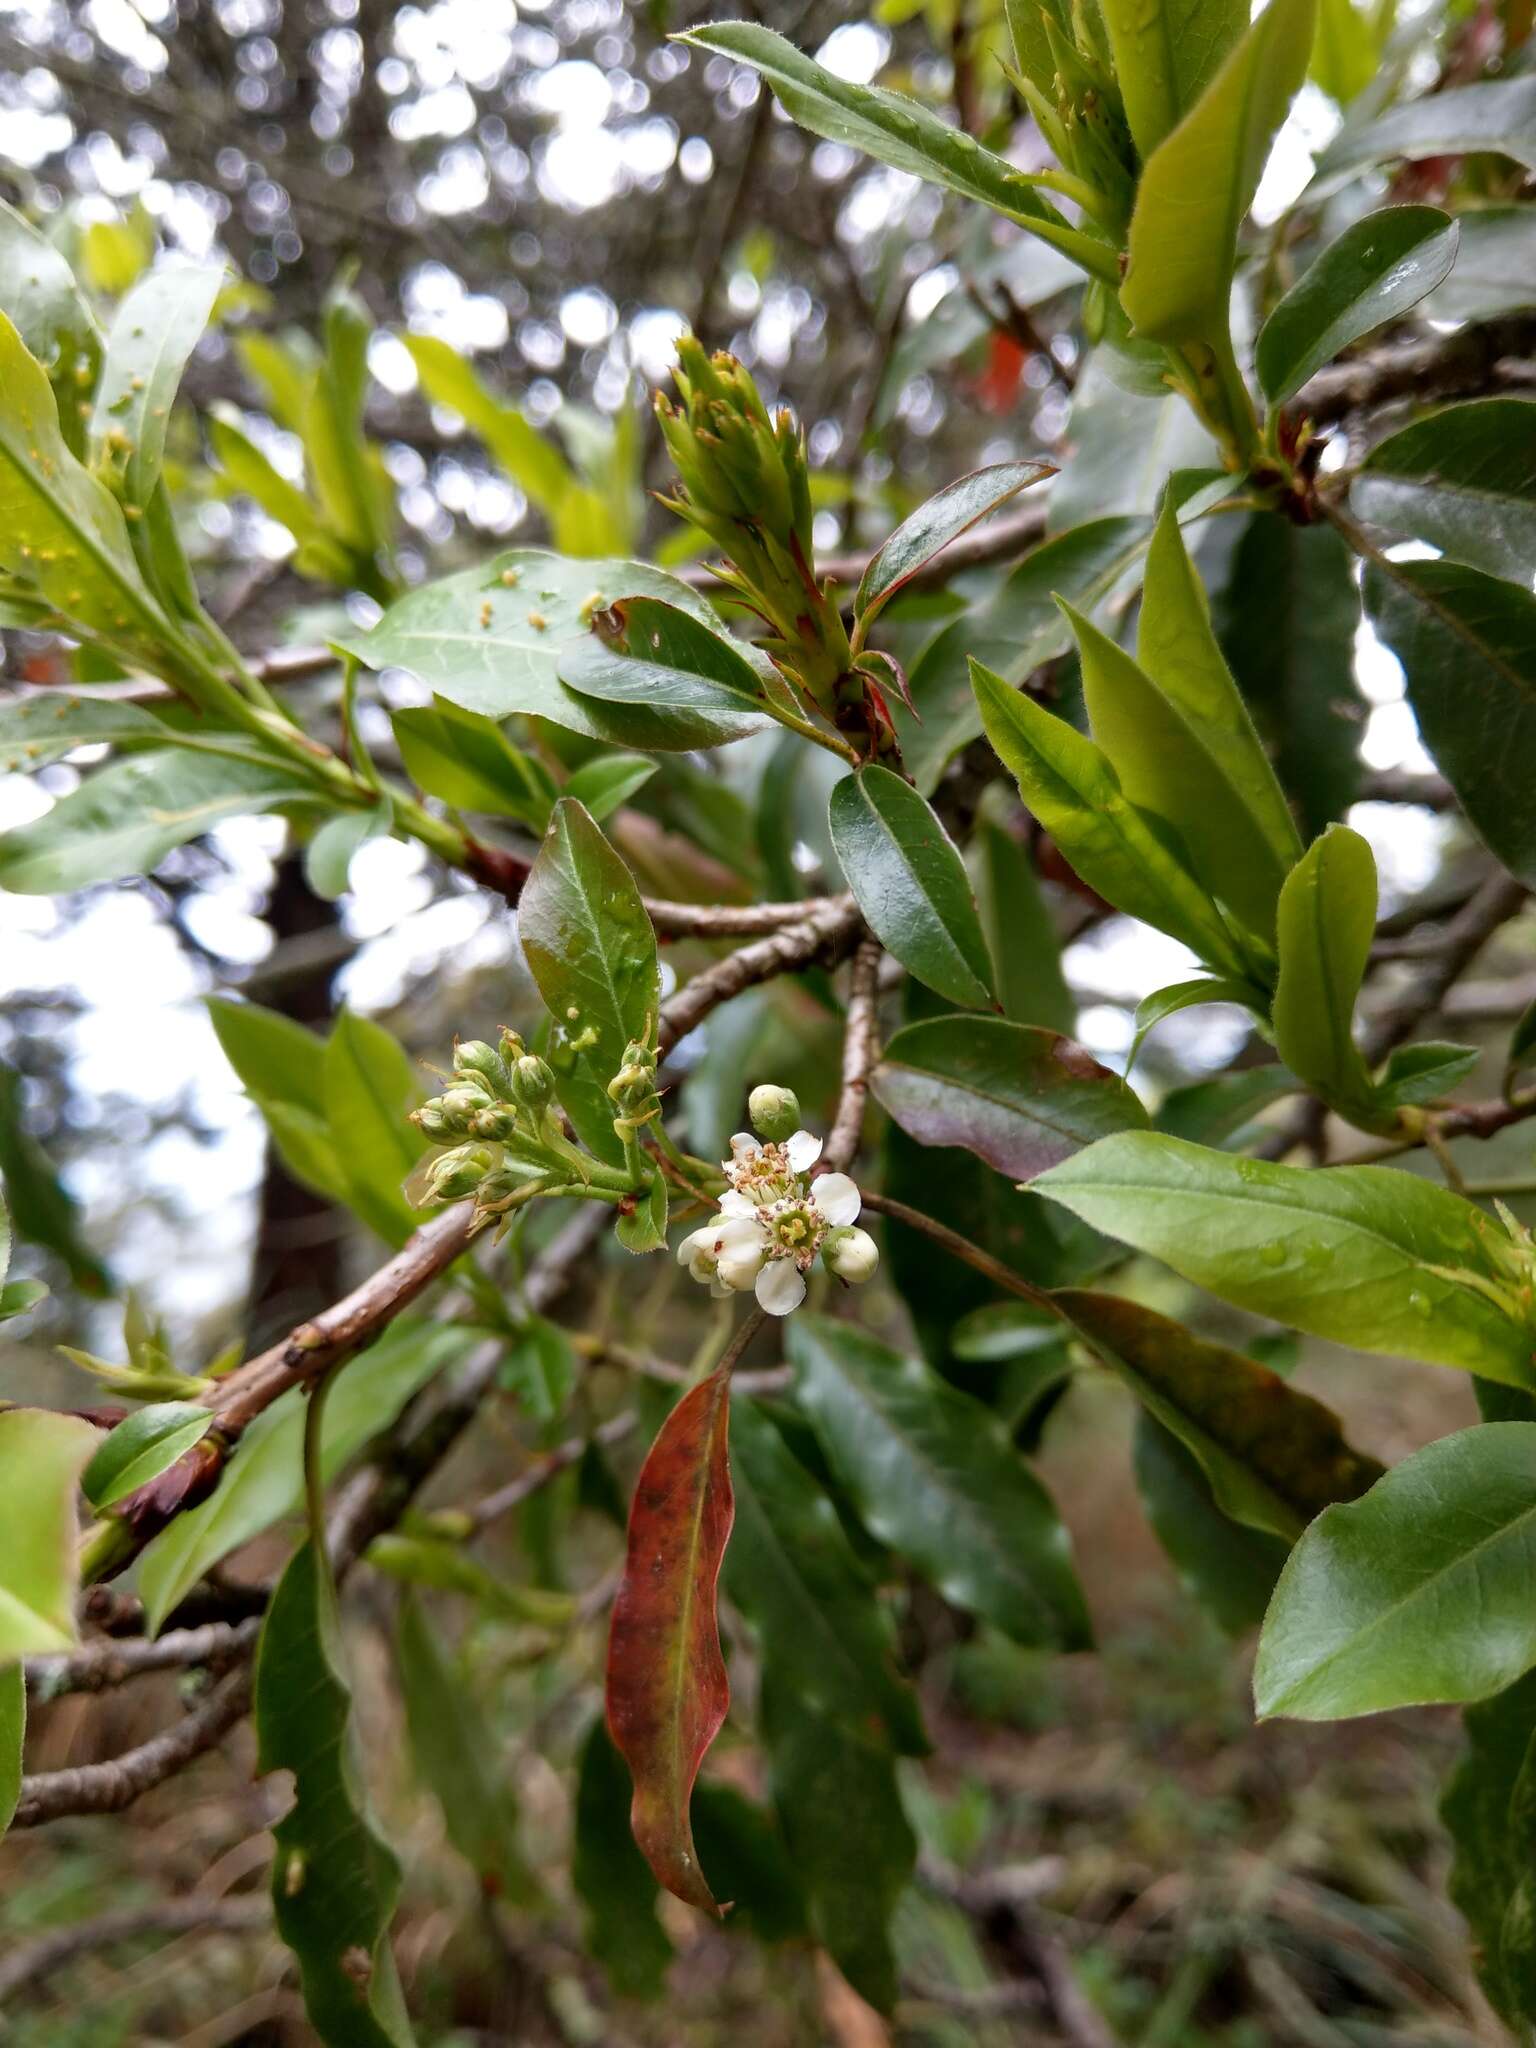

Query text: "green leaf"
[854, 460, 1055, 629]
[0, 310, 168, 654]
[0, 1063, 112, 1295]
[676, 22, 1117, 281]
[1034, 1131, 1536, 1385]
[893, 513, 1151, 794]
[304, 280, 391, 562]
[0, 690, 166, 772]
[0, 1278, 48, 1323]
[971, 658, 1245, 972]
[572, 1718, 674, 1999]
[391, 697, 555, 825]
[759, 1673, 915, 2013]
[872, 1014, 1147, 1179]
[1353, 397, 1536, 584]
[498, 1313, 576, 1423]
[138, 1322, 472, 1633]
[689, 1785, 808, 1945]
[404, 334, 574, 516]
[1421, 207, 1536, 325]
[1373, 1039, 1481, 1113]
[614, 1171, 668, 1255]
[1138, 493, 1302, 877]
[395, 1593, 539, 1904]
[0, 748, 317, 894]
[563, 752, 656, 822]
[337, 550, 743, 748]
[0, 197, 102, 458]
[970, 804, 1075, 1032]
[1156, 1064, 1297, 1146]
[1256, 207, 1457, 407]
[81, 1401, 212, 1511]
[255, 1541, 415, 2046]
[1134, 1417, 1288, 1633]
[0, 1662, 23, 1836]
[1309, 0, 1382, 102]
[1271, 824, 1382, 1124]
[1098, 0, 1246, 157]
[322, 1008, 425, 1243]
[828, 766, 996, 1008]
[1313, 76, 1536, 180]
[556, 596, 775, 748]
[1067, 596, 1288, 940]
[90, 260, 223, 512]
[787, 1313, 1091, 1648]
[208, 997, 345, 1204]
[1443, 1669, 1536, 2027]
[1215, 513, 1361, 837]
[726, 1396, 928, 1756]
[1047, 367, 1218, 530]
[0, 1408, 99, 1658]
[1121, 0, 1317, 345]
[304, 801, 391, 902]
[1364, 557, 1536, 885]
[518, 797, 659, 1165]
[1054, 1287, 1383, 1538]
[1132, 977, 1260, 1064]
[208, 410, 354, 585]
[1255, 1424, 1536, 1718]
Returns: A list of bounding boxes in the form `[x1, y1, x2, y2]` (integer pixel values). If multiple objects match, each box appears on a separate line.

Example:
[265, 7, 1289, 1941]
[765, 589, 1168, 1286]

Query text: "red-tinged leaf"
[606, 1368, 734, 1915]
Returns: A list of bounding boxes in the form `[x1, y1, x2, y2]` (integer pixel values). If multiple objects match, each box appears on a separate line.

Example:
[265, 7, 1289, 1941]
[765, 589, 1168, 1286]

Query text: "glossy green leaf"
[90, 261, 223, 512]
[573, 1717, 674, 1999]
[1256, 1424, 1536, 1718]
[1373, 1039, 1480, 1112]
[81, 1401, 213, 1511]
[759, 1673, 915, 2014]
[337, 550, 741, 749]
[1314, 76, 1536, 180]
[677, 22, 1117, 280]
[395, 1593, 539, 1904]
[0, 748, 316, 895]
[1122, 0, 1317, 344]
[0, 1663, 23, 1837]
[788, 1314, 1091, 1648]
[518, 798, 659, 1164]
[322, 1008, 425, 1243]
[207, 996, 345, 1205]
[303, 803, 390, 902]
[0, 691, 166, 772]
[1443, 1669, 1536, 2027]
[0, 1063, 112, 1295]
[828, 765, 996, 1008]
[1046, 368, 1218, 531]
[1134, 1417, 1288, 1634]
[556, 595, 775, 748]
[971, 658, 1245, 972]
[1138, 493, 1302, 877]
[1055, 1287, 1383, 1539]
[872, 1014, 1147, 1180]
[1156, 1064, 1297, 1147]
[1099, 0, 1245, 157]
[1034, 1132, 1536, 1385]
[138, 1322, 472, 1633]
[970, 804, 1075, 1032]
[854, 460, 1054, 628]
[726, 1396, 928, 1756]
[563, 752, 656, 822]
[391, 696, 555, 824]
[1271, 825, 1382, 1125]
[893, 513, 1151, 794]
[1364, 557, 1536, 885]
[1353, 398, 1536, 584]
[1132, 977, 1259, 1064]
[1422, 207, 1536, 324]
[255, 1541, 415, 2047]
[1215, 513, 1361, 836]
[0, 1408, 99, 1658]
[0, 197, 101, 457]
[1257, 208, 1457, 407]
[1067, 597, 1288, 939]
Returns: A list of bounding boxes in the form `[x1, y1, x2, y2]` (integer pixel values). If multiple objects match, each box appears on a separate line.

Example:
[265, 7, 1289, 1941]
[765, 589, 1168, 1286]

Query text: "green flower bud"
[426, 1144, 495, 1201]
[510, 1054, 556, 1114]
[414, 1101, 458, 1142]
[821, 1225, 879, 1285]
[469, 1103, 520, 1142]
[498, 1027, 526, 1064]
[749, 1084, 802, 1143]
[435, 1086, 489, 1131]
[454, 1039, 509, 1093]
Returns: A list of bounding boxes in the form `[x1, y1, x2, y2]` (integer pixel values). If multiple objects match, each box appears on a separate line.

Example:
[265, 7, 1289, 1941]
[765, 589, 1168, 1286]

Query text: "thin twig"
[822, 935, 883, 1173]
[860, 1191, 1053, 1312]
[26, 1618, 262, 1700]
[0, 1894, 271, 2003]
[657, 895, 864, 1053]
[464, 1412, 638, 1532]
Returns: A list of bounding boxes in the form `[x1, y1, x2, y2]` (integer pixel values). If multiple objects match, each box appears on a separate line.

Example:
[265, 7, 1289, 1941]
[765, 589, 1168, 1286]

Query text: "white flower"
[676, 1121, 868, 1316]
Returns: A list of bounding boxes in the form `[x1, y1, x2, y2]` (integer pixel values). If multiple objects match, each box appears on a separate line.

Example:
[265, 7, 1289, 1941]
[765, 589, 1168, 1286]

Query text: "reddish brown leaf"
[606, 1367, 734, 1915]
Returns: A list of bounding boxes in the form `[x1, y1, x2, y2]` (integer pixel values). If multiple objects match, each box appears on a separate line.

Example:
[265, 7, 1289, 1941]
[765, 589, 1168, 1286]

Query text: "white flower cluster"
[677, 1128, 879, 1316]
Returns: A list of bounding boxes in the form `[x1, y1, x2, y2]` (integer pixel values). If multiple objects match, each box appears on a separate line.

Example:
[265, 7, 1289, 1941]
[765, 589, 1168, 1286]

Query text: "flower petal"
[785, 1130, 823, 1174]
[813, 1172, 861, 1227]
[676, 1227, 711, 1266]
[755, 1260, 807, 1316]
[726, 1134, 762, 1168]
[714, 1216, 768, 1254]
[717, 1190, 756, 1217]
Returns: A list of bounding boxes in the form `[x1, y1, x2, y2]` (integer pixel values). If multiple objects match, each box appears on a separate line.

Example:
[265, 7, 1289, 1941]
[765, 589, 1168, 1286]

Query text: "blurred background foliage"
[1, 0, 1534, 2036]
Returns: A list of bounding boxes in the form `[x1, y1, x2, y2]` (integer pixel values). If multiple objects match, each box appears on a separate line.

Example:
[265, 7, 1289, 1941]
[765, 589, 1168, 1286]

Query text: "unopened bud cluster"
[412, 1031, 569, 1214]
[656, 339, 853, 719]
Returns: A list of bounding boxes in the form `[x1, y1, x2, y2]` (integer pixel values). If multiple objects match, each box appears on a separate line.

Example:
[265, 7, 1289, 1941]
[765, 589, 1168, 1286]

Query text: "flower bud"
[748, 1084, 802, 1142]
[425, 1144, 495, 1201]
[510, 1053, 556, 1114]
[469, 1103, 519, 1142]
[822, 1226, 879, 1285]
[454, 1039, 508, 1093]
[439, 1084, 490, 1121]
[413, 1101, 458, 1143]
[498, 1027, 526, 1064]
